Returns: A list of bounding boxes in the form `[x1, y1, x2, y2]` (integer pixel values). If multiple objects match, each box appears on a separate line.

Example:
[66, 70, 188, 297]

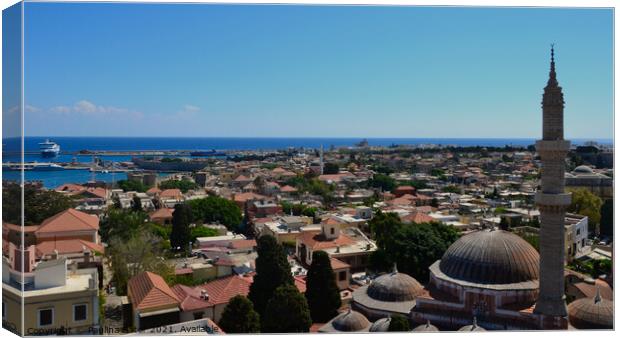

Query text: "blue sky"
[15, 3, 614, 138]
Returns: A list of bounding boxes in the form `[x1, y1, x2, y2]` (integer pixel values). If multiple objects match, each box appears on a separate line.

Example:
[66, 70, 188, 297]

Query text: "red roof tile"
[36, 239, 104, 258]
[195, 275, 252, 306]
[35, 208, 99, 234]
[128, 271, 180, 311]
[298, 231, 356, 251]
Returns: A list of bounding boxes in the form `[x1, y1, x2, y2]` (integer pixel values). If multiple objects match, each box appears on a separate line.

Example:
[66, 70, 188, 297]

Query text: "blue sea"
[2, 136, 613, 188]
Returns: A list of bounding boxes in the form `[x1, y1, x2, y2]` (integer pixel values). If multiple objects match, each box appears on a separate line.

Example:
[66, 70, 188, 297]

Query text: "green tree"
[106, 230, 173, 295]
[262, 285, 312, 333]
[3, 182, 74, 225]
[131, 195, 143, 213]
[248, 235, 293, 317]
[170, 204, 193, 254]
[442, 185, 461, 194]
[186, 196, 242, 231]
[190, 226, 219, 242]
[117, 179, 148, 192]
[100, 209, 147, 243]
[305, 251, 341, 322]
[323, 162, 340, 175]
[369, 212, 402, 250]
[368, 174, 396, 192]
[568, 188, 603, 235]
[388, 315, 411, 331]
[159, 179, 198, 193]
[218, 296, 261, 333]
[599, 199, 613, 238]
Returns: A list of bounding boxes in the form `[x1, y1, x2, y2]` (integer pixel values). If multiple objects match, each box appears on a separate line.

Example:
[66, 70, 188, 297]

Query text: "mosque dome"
[412, 320, 439, 332]
[369, 317, 391, 332]
[366, 270, 425, 302]
[439, 229, 539, 285]
[573, 165, 595, 174]
[330, 309, 371, 332]
[568, 290, 613, 329]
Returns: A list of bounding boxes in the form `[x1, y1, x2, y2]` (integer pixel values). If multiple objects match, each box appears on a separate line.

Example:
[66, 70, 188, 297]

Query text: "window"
[2, 302, 5, 320]
[193, 312, 204, 320]
[330, 228, 335, 235]
[576, 229, 581, 236]
[339, 271, 347, 281]
[73, 304, 87, 322]
[38, 308, 54, 327]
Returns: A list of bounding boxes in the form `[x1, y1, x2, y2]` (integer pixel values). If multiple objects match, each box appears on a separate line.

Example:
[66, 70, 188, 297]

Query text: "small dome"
[412, 320, 439, 332]
[369, 317, 391, 332]
[458, 318, 486, 332]
[367, 271, 425, 302]
[568, 290, 613, 329]
[439, 229, 539, 284]
[331, 309, 371, 332]
[574, 165, 594, 174]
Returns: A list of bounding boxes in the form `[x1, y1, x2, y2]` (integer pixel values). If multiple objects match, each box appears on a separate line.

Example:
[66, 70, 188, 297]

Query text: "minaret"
[533, 45, 570, 329]
[319, 144, 324, 175]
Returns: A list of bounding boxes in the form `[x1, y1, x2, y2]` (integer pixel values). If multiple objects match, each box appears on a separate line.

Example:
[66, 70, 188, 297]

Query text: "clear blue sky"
[18, 3, 613, 138]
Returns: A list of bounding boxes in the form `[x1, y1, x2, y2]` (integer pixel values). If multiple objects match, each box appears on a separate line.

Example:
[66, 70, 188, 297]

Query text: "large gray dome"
[369, 317, 391, 332]
[330, 310, 371, 332]
[412, 320, 439, 332]
[574, 165, 595, 174]
[439, 229, 539, 285]
[367, 272, 425, 302]
[568, 291, 613, 329]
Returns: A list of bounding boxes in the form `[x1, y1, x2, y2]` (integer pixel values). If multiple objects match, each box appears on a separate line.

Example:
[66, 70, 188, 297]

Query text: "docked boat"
[39, 139, 60, 157]
[190, 149, 226, 157]
[3, 162, 64, 171]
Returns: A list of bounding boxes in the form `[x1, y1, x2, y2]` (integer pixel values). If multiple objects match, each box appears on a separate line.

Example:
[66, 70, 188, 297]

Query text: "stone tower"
[533, 45, 570, 329]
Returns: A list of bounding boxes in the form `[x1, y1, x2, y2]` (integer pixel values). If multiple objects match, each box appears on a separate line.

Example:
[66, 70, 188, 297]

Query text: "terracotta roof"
[128, 271, 180, 311]
[298, 231, 356, 251]
[160, 189, 182, 199]
[147, 187, 162, 194]
[195, 275, 252, 306]
[330, 257, 350, 270]
[280, 185, 298, 192]
[85, 187, 107, 199]
[233, 192, 267, 203]
[36, 239, 104, 258]
[573, 280, 613, 300]
[234, 175, 252, 182]
[55, 183, 86, 194]
[35, 208, 100, 234]
[228, 239, 257, 250]
[323, 218, 341, 226]
[149, 208, 174, 220]
[171, 284, 212, 311]
[401, 212, 434, 224]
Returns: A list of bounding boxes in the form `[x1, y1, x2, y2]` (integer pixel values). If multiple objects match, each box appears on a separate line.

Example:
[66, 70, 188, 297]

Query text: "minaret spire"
[534, 45, 571, 329]
[547, 44, 558, 87]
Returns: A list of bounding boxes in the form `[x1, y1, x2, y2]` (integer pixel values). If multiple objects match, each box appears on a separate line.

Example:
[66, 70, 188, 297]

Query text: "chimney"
[52, 249, 59, 260]
[200, 289, 209, 300]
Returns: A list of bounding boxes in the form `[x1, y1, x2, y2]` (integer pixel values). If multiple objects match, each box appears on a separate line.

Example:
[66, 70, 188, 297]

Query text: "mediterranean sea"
[2, 136, 612, 189]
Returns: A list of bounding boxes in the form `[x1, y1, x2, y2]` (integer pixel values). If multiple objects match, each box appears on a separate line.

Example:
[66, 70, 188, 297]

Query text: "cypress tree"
[248, 235, 293, 316]
[170, 203, 193, 254]
[218, 296, 260, 333]
[305, 250, 341, 322]
[261, 284, 312, 333]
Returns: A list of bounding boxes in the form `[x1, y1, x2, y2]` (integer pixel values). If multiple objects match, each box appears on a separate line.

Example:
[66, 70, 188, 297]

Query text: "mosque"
[320, 48, 613, 332]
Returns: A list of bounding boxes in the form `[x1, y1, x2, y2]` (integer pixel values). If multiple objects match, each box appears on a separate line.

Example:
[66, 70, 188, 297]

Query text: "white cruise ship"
[39, 139, 60, 157]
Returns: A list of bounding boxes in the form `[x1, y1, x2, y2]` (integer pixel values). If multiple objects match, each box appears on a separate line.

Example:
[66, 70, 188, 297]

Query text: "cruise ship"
[39, 139, 60, 157]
